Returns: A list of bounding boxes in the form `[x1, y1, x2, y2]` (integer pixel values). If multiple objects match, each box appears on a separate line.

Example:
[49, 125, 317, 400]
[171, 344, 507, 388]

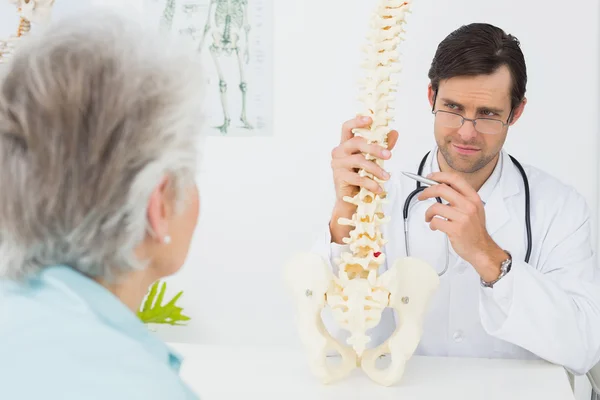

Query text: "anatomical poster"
[143, 0, 273, 137]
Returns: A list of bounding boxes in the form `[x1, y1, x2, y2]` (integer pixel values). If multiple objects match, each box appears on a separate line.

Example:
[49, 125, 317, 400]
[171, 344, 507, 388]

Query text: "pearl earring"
[163, 235, 171, 244]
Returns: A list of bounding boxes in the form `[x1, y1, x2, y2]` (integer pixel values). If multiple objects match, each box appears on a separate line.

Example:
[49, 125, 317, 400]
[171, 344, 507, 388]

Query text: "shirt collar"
[428, 145, 503, 205]
[37, 265, 183, 371]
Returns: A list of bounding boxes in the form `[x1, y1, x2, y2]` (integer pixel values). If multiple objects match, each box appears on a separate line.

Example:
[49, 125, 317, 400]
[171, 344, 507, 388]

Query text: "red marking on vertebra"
[374, 252, 381, 257]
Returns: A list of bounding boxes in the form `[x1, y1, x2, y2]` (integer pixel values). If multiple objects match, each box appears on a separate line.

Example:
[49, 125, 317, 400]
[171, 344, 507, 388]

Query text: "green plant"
[137, 280, 191, 325]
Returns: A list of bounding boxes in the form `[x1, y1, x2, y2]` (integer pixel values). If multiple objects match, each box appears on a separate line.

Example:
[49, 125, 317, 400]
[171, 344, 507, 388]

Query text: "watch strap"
[481, 250, 512, 288]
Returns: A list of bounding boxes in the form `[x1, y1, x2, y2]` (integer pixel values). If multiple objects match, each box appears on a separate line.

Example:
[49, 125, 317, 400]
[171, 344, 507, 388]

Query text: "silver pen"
[401, 171, 440, 186]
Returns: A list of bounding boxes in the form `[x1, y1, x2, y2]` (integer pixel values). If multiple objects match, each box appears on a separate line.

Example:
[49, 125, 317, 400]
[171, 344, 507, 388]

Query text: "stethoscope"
[402, 151, 532, 276]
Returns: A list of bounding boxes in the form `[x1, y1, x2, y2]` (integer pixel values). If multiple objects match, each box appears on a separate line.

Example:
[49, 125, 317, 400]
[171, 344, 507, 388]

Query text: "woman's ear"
[146, 175, 172, 243]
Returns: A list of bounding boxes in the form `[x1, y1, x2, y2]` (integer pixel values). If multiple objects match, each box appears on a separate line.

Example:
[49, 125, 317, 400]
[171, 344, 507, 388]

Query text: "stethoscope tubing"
[401, 151, 532, 276]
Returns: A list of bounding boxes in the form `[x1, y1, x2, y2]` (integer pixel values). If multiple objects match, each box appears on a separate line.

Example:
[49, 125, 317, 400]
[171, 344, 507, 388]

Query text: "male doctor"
[316, 22, 600, 375]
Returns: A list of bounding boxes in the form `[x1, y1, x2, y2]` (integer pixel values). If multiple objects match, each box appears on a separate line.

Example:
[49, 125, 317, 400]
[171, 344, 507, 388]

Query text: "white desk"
[168, 343, 575, 400]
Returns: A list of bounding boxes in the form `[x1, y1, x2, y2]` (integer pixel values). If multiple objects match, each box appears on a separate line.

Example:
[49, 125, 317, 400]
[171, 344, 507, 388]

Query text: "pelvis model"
[285, 0, 439, 387]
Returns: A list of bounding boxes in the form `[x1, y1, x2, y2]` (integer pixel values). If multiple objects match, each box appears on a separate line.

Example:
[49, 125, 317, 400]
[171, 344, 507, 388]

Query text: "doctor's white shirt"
[314, 147, 600, 375]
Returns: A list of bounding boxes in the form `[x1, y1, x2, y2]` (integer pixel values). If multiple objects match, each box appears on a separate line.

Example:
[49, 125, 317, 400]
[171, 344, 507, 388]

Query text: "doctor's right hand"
[329, 116, 398, 243]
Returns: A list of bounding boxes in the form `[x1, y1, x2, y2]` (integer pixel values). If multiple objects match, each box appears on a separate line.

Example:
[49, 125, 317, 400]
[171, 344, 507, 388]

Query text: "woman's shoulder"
[0, 317, 196, 399]
[0, 277, 198, 399]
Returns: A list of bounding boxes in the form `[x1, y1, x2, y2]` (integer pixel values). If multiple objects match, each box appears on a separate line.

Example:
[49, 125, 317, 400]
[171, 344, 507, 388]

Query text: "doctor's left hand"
[417, 172, 507, 282]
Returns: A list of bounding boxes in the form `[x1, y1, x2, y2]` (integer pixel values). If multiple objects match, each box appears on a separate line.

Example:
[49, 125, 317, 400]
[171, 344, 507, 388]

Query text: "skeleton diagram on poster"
[144, 0, 273, 136]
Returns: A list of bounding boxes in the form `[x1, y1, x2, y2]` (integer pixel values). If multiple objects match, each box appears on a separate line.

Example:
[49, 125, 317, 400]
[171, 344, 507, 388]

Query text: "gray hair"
[0, 9, 207, 281]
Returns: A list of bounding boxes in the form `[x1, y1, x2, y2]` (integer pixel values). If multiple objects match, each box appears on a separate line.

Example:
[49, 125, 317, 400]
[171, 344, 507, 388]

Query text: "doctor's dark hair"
[427, 23, 527, 112]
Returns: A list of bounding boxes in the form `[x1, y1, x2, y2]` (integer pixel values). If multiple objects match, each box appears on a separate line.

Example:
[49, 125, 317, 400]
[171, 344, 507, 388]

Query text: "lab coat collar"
[425, 146, 521, 236]
[37, 265, 184, 371]
[484, 150, 521, 236]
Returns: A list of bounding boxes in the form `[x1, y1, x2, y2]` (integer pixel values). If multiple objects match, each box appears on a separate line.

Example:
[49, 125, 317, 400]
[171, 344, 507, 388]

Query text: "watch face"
[503, 259, 512, 273]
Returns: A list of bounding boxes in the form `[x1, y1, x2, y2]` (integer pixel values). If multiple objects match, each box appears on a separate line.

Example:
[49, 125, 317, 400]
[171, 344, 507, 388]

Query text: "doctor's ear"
[427, 83, 435, 108]
[509, 97, 527, 125]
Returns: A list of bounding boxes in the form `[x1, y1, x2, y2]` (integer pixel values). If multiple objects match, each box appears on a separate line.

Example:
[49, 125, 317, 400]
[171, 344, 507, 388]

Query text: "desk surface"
[168, 342, 575, 400]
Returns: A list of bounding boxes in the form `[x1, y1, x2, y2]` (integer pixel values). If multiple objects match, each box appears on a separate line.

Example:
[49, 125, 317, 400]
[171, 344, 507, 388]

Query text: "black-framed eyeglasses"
[432, 110, 511, 135]
[431, 90, 513, 135]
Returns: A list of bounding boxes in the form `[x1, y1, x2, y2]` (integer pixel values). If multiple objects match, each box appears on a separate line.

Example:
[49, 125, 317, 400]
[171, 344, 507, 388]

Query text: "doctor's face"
[428, 65, 525, 174]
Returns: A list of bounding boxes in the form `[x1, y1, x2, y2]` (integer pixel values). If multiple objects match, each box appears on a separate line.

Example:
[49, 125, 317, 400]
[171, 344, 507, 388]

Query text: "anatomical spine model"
[285, 0, 440, 386]
[0, 0, 56, 64]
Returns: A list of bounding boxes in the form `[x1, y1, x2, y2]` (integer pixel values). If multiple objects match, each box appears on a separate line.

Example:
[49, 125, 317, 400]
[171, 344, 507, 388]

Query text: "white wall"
[2, 0, 598, 398]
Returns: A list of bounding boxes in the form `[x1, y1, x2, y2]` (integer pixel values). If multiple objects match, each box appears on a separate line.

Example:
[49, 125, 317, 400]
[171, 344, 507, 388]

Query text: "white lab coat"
[312, 146, 600, 375]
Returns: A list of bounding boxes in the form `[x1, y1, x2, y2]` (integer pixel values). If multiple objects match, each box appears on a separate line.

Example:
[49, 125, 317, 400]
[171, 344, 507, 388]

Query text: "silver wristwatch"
[481, 251, 512, 288]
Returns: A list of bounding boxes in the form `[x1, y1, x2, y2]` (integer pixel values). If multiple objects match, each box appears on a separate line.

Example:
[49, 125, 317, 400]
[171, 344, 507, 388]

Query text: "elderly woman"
[0, 9, 205, 400]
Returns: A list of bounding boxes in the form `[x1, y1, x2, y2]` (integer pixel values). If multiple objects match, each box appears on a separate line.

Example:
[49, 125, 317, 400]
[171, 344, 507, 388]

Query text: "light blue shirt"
[0, 265, 200, 400]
